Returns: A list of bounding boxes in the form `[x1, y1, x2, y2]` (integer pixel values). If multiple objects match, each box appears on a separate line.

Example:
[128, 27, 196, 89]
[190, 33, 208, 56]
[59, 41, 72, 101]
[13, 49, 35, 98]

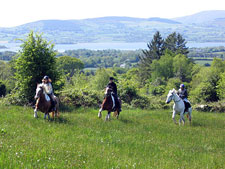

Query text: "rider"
[177, 84, 188, 101]
[42, 75, 56, 111]
[107, 77, 121, 112]
[177, 84, 190, 111]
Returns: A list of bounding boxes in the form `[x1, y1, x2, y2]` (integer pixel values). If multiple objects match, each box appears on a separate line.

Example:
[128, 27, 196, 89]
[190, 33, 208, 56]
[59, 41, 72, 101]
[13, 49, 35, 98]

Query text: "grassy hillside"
[0, 105, 224, 168]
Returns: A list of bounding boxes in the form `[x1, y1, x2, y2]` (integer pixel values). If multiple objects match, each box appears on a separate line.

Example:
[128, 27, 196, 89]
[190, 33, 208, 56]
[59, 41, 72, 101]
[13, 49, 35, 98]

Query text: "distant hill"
[0, 10, 225, 44]
[174, 10, 225, 24]
[148, 17, 181, 24]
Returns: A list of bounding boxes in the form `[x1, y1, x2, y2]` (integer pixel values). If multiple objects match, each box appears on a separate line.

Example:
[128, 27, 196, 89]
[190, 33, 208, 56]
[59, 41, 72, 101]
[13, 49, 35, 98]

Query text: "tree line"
[0, 31, 225, 111]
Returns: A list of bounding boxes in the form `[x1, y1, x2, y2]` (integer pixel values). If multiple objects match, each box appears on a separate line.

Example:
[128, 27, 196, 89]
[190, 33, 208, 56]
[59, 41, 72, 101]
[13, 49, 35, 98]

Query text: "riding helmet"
[109, 77, 114, 80]
[180, 84, 185, 88]
[43, 75, 49, 80]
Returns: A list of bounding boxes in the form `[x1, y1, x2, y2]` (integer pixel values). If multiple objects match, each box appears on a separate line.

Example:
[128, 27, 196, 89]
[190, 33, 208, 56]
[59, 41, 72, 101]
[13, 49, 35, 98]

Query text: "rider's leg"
[49, 94, 56, 111]
[114, 94, 121, 111]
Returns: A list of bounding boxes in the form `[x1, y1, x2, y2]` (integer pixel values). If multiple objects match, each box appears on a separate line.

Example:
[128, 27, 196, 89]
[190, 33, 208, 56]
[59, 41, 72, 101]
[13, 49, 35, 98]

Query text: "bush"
[130, 96, 150, 109]
[118, 85, 138, 104]
[165, 78, 182, 94]
[150, 85, 165, 96]
[60, 88, 102, 108]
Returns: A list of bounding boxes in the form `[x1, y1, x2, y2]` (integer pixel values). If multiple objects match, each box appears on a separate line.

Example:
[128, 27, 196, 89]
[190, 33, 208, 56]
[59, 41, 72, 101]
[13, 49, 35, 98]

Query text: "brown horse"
[98, 87, 121, 121]
[34, 84, 59, 120]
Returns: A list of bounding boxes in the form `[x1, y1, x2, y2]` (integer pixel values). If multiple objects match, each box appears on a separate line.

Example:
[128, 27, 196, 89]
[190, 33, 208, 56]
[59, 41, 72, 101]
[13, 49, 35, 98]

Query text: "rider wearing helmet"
[42, 75, 56, 111]
[177, 84, 188, 101]
[177, 84, 190, 112]
[107, 77, 121, 112]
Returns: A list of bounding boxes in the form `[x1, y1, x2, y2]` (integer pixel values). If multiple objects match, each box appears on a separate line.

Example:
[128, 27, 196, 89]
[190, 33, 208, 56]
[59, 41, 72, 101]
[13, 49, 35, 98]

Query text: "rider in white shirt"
[42, 76, 55, 111]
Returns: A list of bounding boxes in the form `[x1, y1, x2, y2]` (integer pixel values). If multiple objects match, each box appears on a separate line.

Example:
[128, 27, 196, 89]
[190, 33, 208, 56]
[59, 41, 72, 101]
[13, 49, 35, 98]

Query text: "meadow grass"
[0, 105, 224, 168]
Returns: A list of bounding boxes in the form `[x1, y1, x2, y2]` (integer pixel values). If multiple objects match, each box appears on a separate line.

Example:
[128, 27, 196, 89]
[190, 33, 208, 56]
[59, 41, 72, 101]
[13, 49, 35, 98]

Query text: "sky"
[0, 0, 225, 27]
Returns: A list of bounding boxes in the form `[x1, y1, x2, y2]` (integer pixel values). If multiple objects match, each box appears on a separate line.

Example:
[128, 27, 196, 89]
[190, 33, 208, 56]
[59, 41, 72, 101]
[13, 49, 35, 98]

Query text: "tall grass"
[0, 105, 224, 168]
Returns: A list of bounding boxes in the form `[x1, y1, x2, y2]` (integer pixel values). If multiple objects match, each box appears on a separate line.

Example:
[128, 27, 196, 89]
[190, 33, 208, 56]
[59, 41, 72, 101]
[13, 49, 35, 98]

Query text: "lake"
[1, 42, 225, 52]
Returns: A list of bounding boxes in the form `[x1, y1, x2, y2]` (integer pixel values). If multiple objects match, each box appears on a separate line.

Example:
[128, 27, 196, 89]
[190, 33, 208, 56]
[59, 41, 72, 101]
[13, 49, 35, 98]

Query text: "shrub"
[59, 88, 102, 108]
[130, 95, 150, 109]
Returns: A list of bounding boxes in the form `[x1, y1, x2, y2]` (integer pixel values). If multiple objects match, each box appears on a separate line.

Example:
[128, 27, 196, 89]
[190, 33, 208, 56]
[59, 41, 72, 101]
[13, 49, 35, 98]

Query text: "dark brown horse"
[34, 84, 59, 119]
[98, 87, 121, 121]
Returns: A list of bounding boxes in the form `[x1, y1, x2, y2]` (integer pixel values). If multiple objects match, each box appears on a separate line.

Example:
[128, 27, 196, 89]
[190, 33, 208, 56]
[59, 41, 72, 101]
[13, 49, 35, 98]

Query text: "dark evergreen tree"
[163, 32, 177, 53]
[164, 32, 189, 55]
[139, 31, 164, 81]
[176, 33, 189, 55]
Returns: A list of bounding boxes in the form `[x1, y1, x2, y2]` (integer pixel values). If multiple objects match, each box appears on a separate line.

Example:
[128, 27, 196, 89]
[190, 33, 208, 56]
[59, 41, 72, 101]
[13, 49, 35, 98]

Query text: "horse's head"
[34, 84, 44, 100]
[105, 87, 113, 96]
[166, 89, 176, 104]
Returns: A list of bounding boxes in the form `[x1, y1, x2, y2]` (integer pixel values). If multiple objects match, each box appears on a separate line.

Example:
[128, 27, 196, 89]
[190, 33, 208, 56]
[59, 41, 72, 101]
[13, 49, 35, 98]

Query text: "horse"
[98, 87, 121, 121]
[166, 89, 192, 125]
[34, 84, 59, 120]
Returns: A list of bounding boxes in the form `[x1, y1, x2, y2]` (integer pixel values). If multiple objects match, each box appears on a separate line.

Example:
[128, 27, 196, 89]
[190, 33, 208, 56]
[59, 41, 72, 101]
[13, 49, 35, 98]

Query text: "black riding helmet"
[109, 77, 114, 80]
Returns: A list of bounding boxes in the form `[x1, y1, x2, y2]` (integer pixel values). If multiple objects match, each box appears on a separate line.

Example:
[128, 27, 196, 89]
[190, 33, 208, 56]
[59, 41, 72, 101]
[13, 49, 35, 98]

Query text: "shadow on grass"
[119, 118, 133, 124]
[191, 121, 205, 127]
[59, 104, 75, 113]
[50, 116, 70, 124]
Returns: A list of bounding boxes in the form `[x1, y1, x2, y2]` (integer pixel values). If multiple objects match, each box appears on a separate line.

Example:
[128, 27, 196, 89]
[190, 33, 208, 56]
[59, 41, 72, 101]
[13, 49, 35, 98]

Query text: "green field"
[0, 105, 224, 168]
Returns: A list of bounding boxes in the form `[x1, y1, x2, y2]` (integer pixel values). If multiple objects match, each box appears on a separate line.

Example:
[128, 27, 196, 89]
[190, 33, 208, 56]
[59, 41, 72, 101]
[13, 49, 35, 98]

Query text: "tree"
[141, 31, 164, 61]
[56, 56, 84, 77]
[151, 51, 174, 81]
[139, 31, 164, 81]
[173, 54, 193, 82]
[15, 31, 59, 103]
[217, 72, 225, 100]
[92, 68, 112, 91]
[190, 58, 225, 102]
[164, 32, 189, 55]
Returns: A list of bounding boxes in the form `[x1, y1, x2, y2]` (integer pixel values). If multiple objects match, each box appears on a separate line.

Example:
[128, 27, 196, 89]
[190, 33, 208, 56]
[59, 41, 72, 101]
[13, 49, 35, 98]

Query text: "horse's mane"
[37, 83, 43, 88]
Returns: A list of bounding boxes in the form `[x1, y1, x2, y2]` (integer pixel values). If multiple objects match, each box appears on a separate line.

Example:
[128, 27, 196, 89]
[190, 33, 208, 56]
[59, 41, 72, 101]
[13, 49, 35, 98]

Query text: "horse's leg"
[44, 113, 47, 119]
[172, 110, 177, 125]
[188, 107, 192, 125]
[115, 110, 119, 119]
[34, 98, 40, 118]
[34, 109, 38, 118]
[52, 111, 55, 119]
[179, 109, 185, 126]
[48, 113, 51, 120]
[105, 111, 111, 121]
[116, 111, 119, 119]
[98, 108, 102, 118]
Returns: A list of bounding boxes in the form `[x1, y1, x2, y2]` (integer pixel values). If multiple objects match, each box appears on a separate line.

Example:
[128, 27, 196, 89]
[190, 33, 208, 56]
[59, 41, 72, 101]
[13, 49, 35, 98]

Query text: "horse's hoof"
[98, 113, 102, 118]
[34, 114, 38, 118]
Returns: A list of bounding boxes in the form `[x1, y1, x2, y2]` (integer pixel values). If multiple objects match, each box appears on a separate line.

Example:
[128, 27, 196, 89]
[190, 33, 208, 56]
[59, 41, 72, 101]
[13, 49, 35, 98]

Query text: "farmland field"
[0, 105, 224, 168]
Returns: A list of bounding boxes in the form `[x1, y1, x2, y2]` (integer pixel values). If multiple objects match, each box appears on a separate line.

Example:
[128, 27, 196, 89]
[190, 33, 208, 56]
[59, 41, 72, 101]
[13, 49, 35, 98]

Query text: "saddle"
[183, 100, 191, 112]
[111, 94, 121, 112]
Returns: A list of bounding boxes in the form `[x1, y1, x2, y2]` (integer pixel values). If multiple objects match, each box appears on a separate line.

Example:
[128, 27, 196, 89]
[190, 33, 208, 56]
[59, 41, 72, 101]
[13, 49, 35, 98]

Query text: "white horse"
[166, 89, 192, 125]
